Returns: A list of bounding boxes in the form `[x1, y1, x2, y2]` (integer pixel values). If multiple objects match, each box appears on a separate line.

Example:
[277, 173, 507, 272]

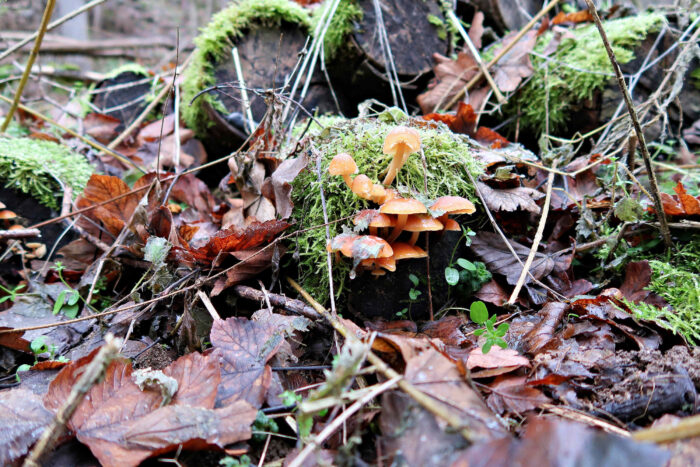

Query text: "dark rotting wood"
[330, 0, 450, 108]
[91, 70, 152, 127]
[201, 23, 338, 154]
[468, 0, 543, 32]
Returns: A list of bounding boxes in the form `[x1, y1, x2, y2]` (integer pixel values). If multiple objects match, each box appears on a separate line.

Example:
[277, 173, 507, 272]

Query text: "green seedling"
[0, 284, 28, 304]
[16, 336, 68, 382]
[397, 273, 422, 319]
[51, 262, 81, 318]
[219, 455, 252, 467]
[470, 301, 509, 354]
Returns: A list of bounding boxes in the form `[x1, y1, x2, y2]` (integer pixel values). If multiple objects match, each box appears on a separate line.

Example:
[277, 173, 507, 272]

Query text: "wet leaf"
[470, 232, 571, 285]
[417, 53, 480, 113]
[552, 10, 594, 25]
[75, 174, 141, 237]
[210, 316, 286, 408]
[0, 388, 53, 466]
[486, 375, 550, 414]
[477, 181, 543, 214]
[271, 154, 309, 219]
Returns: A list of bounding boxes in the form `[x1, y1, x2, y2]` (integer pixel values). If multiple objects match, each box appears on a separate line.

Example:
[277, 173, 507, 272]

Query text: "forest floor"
[0, 0, 699, 466]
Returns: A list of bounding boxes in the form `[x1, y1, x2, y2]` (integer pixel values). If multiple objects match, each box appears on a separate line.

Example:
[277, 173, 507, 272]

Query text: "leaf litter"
[0, 2, 698, 466]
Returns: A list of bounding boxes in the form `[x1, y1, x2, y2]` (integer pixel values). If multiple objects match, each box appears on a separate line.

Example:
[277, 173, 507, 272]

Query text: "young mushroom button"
[429, 196, 476, 229]
[382, 126, 421, 186]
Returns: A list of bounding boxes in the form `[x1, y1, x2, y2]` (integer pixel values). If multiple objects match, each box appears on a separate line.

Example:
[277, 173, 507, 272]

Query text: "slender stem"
[1, 0, 56, 132]
[382, 148, 405, 186]
[582, 0, 672, 252]
[387, 214, 407, 243]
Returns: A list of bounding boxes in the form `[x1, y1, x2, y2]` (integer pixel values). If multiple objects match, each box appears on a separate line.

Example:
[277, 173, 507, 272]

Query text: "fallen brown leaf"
[0, 388, 53, 466]
[75, 174, 141, 237]
[477, 181, 544, 213]
[486, 375, 550, 414]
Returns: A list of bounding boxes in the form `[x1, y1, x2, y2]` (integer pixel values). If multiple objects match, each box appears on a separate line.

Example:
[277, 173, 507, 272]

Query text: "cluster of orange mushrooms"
[326, 126, 475, 277]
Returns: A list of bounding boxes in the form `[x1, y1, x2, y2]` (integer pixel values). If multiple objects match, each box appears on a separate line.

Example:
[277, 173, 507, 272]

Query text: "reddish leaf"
[467, 347, 530, 376]
[84, 113, 121, 144]
[210, 316, 286, 408]
[474, 127, 509, 148]
[0, 326, 31, 353]
[552, 10, 594, 25]
[76, 174, 141, 237]
[491, 30, 538, 92]
[523, 302, 569, 354]
[211, 246, 283, 296]
[176, 220, 289, 264]
[44, 349, 243, 467]
[423, 103, 510, 148]
[0, 388, 53, 466]
[674, 181, 700, 215]
[659, 192, 685, 216]
[477, 181, 544, 214]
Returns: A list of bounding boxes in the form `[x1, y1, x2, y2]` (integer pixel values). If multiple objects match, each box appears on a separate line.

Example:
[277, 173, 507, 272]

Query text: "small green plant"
[219, 455, 252, 467]
[470, 301, 509, 354]
[279, 389, 303, 407]
[0, 284, 27, 304]
[251, 411, 279, 443]
[15, 336, 68, 382]
[397, 273, 422, 319]
[51, 262, 81, 318]
[444, 227, 491, 303]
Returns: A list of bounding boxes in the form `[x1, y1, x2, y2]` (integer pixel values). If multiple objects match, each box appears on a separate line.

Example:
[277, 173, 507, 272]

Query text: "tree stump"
[468, 0, 542, 32]
[92, 69, 153, 127]
[182, 0, 338, 156]
[326, 0, 451, 109]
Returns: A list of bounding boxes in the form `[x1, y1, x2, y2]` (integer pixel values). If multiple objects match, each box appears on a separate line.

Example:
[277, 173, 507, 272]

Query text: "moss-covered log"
[182, 0, 338, 154]
[319, 0, 451, 109]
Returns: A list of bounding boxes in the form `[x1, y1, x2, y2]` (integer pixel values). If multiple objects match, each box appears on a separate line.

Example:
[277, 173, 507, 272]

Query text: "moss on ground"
[510, 13, 665, 134]
[0, 137, 93, 209]
[289, 109, 484, 304]
[181, 0, 311, 137]
[624, 242, 700, 345]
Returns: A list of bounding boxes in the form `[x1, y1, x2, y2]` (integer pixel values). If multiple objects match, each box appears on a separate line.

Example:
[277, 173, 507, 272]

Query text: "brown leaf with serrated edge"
[210, 316, 286, 408]
[491, 30, 538, 92]
[43, 349, 243, 467]
[674, 181, 700, 215]
[470, 232, 571, 285]
[404, 348, 505, 438]
[417, 52, 480, 114]
[477, 181, 543, 214]
[486, 375, 550, 414]
[75, 174, 140, 237]
[175, 220, 290, 265]
[0, 389, 53, 466]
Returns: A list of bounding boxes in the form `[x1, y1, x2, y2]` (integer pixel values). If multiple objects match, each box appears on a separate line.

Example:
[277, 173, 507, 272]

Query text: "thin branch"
[583, 0, 671, 251]
[508, 161, 557, 304]
[0, 0, 107, 61]
[0, 0, 56, 132]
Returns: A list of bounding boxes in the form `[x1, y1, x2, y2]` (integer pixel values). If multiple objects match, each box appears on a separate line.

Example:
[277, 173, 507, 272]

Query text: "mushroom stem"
[342, 174, 353, 189]
[369, 226, 377, 236]
[408, 232, 420, 246]
[382, 146, 406, 186]
[387, 214, 407, 243]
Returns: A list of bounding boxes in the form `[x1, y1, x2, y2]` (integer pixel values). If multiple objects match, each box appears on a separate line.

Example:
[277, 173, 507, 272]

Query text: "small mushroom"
[380, 197, 427, 243]
[0, 210, 17, 220]
[391, 242, 428, 261]
[351, 174, 373, 200]
[443, 218, 461, 231]
[353, 209, 395, 236]
[382, 126, 421, 186]
[328, 153, 358, 189]
[403, 214, 443, 246]
[327, 233, 360, 262]
[370, 184, 386, 204]
[429, 196, 476, 228]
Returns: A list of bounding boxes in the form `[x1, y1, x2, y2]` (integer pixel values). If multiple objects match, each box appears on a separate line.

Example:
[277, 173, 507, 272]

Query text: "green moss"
[311, 0, 363, 61]
[0, 137, 93, 209]
[510, 13, 665, 134]
[181, 0, 311, 137]
[289, 110, 484, 304]
[625, 257, 700, 345]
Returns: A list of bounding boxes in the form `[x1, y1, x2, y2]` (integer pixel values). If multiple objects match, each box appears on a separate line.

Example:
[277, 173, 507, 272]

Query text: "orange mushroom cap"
[383, 126, 421, 157]
[328, 153, 358, 176]
[390, 242, 428, 260]
[0, 210, 17, 220]
[403, 214, 444, 232]
[429, 196, 476, 216]
[443, 218, 461, 231]
[380, 198, 427, 216]
[327, 233, 360, 257]
[353, 210, 395, 229]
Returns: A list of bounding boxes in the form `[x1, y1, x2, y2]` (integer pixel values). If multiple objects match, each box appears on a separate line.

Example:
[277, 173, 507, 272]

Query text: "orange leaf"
[552, 10, 594, 25]
[673, 181, 700, 215]
[75, 174, 140, 237]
